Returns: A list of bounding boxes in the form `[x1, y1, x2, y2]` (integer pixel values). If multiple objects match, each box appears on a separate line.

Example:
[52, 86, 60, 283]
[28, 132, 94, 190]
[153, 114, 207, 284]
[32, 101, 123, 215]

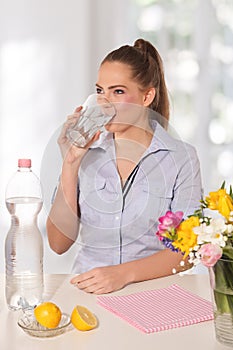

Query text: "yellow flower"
[206, 190, 221, 210]
[173, 216, 200, 258]
[206, 189, 233, 220]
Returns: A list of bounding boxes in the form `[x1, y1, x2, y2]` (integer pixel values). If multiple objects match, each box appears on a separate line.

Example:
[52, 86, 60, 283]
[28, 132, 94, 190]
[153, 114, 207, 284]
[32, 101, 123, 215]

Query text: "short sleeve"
[171, 143, 203, 217]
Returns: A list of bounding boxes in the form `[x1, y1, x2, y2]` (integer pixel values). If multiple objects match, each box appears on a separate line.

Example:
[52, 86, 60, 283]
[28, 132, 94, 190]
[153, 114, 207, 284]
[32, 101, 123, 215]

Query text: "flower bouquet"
[156, 182, 233, 346]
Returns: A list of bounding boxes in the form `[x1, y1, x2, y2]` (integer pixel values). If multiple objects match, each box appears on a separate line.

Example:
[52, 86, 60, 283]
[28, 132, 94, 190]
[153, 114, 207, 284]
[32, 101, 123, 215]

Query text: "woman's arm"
[123, 248, 189, 281]
[70, 249, 190, 294]
[46, 107, 100, 254]
[46, 162, 81, 254]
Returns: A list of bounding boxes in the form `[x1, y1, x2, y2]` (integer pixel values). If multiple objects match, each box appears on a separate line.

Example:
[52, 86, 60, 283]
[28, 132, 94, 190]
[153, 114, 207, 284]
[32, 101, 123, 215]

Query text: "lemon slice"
[34, 302, 62, 329]
[71, 305, 97, 331]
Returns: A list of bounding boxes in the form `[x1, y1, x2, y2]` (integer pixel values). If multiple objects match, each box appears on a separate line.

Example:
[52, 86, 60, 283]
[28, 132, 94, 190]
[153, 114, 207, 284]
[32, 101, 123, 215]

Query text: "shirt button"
[115, 216, 120, 220]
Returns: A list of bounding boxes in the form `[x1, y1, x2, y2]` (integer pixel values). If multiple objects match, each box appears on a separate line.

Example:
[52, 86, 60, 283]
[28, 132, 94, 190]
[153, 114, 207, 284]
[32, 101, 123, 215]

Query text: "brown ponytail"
[101, 38, 170, 128]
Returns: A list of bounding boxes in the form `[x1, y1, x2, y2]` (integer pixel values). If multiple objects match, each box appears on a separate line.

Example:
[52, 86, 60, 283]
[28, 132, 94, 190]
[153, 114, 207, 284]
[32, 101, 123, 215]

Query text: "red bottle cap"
[18, 159, 31, 168]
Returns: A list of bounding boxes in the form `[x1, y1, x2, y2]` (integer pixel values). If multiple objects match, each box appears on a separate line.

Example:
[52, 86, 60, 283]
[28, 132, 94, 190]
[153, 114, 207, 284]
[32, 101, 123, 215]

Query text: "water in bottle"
[5, 159, 44, 311]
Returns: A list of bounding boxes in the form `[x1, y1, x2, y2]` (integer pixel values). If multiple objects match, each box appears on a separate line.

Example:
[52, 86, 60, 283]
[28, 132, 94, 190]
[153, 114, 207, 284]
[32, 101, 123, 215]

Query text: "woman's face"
[96, 61, 152, 133]
[96, 61, 146, 105]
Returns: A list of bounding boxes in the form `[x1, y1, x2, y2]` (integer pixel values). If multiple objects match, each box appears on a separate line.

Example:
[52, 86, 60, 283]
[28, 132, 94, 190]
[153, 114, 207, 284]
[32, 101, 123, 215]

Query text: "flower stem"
[213, 259, 233, 316]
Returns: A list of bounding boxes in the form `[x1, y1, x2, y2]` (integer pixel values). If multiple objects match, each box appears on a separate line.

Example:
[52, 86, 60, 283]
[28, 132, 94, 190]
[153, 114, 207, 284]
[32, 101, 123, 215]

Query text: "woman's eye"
[96, 88, 104, 94]
[114, 89, 124, 94]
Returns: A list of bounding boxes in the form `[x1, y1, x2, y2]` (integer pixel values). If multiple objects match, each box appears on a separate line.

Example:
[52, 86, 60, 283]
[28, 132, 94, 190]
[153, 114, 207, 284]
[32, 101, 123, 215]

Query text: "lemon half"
[34, 302, 62, 329]
[71, 305, 97, 331]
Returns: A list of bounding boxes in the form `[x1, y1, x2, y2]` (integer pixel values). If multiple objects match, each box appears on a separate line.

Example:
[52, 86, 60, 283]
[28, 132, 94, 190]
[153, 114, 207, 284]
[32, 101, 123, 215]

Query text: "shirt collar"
[148, 120, 177, 152]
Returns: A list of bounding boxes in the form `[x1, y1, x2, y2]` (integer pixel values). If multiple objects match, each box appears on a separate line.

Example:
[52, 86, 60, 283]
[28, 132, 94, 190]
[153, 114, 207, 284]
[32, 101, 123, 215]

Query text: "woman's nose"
[103, 92, 111, 101]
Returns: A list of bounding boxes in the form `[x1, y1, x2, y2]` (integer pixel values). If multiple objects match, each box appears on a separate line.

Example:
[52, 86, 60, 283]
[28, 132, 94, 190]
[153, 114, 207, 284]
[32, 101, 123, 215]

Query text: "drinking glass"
[66, 94, 116, 147]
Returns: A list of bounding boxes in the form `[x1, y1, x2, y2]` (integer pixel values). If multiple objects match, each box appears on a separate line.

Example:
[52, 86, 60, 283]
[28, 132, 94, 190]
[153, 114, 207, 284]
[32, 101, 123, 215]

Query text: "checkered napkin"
[97, 284, 214, 333]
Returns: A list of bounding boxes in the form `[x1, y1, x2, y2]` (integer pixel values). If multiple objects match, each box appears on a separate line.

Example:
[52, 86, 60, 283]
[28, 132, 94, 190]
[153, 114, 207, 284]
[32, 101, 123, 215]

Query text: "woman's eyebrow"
[95, 83, 127, 90]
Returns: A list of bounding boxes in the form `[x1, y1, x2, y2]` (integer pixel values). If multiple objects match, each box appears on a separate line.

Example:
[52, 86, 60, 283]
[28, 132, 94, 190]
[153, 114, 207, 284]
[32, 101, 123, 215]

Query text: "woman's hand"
[70, 250, 192, 295]
[58, 106, 100, 165]
[70, 265, 130, 294]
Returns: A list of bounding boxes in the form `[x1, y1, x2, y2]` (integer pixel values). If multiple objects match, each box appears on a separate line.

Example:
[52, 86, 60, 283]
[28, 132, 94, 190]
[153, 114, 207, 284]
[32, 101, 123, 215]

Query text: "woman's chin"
[105, 121, 133, 134]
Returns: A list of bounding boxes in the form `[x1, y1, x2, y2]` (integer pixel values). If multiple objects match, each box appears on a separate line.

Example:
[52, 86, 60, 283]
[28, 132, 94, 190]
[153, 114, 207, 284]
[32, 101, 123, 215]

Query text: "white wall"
[0, 0, 132, 272]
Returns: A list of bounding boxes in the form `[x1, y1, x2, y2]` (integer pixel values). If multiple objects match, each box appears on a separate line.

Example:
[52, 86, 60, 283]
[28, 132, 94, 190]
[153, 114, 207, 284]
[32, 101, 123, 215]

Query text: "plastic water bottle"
[5, 159, 44, 311]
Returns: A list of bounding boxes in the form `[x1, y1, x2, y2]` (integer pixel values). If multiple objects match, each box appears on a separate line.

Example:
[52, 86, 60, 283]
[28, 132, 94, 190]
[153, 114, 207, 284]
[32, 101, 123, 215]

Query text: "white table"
[0, 273, 230, 350]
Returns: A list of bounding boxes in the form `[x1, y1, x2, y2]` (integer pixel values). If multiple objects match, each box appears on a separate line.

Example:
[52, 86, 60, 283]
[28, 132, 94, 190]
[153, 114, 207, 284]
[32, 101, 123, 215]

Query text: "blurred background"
[0, 0, 232, 272]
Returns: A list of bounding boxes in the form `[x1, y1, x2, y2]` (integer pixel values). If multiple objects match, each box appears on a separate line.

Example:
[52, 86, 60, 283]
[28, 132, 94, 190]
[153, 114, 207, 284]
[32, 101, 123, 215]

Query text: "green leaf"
[230, 185, 233, 200]
[188, 208, 203, 218]
[213, 258, 233, 316]
[220, 180, 226, 189]
[222, 246, 233, 261]
[214, 290, 231, 314]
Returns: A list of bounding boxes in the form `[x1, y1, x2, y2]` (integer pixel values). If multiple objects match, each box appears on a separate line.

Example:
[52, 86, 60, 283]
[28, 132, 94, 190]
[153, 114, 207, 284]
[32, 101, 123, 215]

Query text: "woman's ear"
[143, 87, 156, 107]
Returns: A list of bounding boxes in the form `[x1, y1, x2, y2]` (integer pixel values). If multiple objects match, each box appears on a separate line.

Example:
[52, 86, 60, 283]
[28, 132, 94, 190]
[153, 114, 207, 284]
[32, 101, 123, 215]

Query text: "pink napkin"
[97, 284, 214, 333]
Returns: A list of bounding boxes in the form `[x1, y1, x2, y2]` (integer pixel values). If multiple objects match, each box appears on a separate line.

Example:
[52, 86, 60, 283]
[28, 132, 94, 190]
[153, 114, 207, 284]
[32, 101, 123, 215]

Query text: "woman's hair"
[101, 38, 169, 128]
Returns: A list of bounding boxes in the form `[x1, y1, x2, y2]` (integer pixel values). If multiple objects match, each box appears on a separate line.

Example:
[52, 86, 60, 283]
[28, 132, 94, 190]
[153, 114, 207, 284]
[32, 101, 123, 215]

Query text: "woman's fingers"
[70, 265, 126, 294]
[58, 107, 82, 145]
[84, 130, 101, 148]
[74, 106, 83, 113]
[57, 106, 101, 161]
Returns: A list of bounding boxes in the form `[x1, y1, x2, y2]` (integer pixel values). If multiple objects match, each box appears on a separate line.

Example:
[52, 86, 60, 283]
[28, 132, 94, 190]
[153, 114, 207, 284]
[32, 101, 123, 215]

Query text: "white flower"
[188, 254, 200, 266]
[193, 223, 209, 243]
[226, 224, 233, 234]
[193, 218, 226, 247]
[209, 217, 227, 232]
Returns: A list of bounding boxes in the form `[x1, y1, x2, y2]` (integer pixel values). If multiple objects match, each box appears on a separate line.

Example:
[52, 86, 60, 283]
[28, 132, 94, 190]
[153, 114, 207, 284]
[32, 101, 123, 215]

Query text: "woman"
[46, 38, 202, 294]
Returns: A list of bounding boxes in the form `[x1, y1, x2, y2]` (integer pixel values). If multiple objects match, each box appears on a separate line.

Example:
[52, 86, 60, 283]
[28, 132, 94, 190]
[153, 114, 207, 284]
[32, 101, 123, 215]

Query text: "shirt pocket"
[141, 185, 173, 221]
[79, 176, 106, 200]
[122, 184, 173, 246]
[79, 176, 121, 226]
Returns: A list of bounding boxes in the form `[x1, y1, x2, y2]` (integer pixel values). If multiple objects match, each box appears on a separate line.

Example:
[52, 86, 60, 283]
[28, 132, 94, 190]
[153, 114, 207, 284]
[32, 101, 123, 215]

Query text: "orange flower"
[173, 216, 200, 258]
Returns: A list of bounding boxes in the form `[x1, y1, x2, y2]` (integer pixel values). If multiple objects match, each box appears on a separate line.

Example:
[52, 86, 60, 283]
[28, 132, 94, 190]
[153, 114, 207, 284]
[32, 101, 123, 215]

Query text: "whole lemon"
[34, 302, 62, 329]
[71, 305, 97, 331]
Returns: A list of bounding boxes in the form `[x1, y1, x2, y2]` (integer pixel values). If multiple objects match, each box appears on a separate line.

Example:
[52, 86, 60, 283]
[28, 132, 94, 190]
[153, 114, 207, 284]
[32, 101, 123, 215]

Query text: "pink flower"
[158, 211, 183, 233]
[199, 243, 222, 267]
